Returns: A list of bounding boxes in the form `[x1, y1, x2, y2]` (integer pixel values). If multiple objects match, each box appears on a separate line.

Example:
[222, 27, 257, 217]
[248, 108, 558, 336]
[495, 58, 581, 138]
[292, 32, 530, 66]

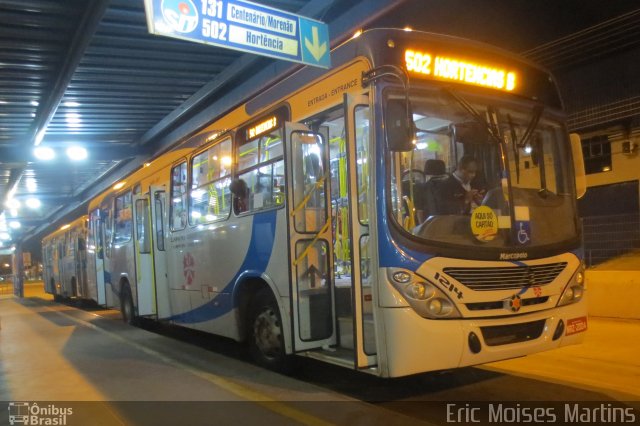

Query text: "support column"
[12, 244, 24, 298]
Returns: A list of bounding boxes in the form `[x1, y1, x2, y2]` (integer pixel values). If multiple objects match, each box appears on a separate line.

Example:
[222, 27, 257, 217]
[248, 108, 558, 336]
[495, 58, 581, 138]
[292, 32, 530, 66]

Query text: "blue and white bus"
[62, 28, 588, 377]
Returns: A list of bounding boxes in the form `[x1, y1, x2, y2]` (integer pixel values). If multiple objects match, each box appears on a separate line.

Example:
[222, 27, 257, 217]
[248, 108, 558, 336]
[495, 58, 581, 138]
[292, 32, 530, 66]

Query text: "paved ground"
[0, 283, 638, 425]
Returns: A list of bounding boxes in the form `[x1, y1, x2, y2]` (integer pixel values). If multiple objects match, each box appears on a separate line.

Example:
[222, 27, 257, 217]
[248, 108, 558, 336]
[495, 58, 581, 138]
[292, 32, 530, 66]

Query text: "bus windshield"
[389, 88, 578, 250]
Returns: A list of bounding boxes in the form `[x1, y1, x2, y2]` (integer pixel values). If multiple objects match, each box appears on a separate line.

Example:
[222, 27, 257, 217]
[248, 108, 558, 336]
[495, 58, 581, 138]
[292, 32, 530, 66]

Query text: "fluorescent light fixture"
[5, 199, 20, 209]
[64, 101, 80, 107]
[66, 146, 88, 161]
[26, 198, 41, 209]
[65, 113, 81, 123]
[31, 100, 39, 106]
[113, 181, 126, 190]
[60, 224, 70, 231]
[9, 221, 20, 229]
[34, 146, 55, 160]
[26, 178, 37, 192]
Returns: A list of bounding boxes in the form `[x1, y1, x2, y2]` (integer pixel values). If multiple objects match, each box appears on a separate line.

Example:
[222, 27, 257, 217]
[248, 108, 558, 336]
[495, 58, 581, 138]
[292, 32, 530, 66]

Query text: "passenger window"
[170, 162, 188, 230]
[190, 138, 232, 224]
[114, 191, 133, 244]
[236, 128, 285, 214]
[135, 199, 151, 253]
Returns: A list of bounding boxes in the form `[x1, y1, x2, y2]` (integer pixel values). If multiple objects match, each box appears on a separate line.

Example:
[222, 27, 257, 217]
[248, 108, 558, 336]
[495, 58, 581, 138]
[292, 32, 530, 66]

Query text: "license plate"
[566, 316, 588, 335]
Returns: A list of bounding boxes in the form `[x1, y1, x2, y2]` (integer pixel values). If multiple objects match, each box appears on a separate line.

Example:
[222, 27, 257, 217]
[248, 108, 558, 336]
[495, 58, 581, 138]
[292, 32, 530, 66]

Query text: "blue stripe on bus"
[168, 209, 278, 324]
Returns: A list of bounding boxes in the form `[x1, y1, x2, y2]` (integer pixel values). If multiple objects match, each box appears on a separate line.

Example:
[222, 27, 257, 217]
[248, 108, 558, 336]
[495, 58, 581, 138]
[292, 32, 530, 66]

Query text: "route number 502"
[405, 50, 432, 75]
[203, 19, 227, 41]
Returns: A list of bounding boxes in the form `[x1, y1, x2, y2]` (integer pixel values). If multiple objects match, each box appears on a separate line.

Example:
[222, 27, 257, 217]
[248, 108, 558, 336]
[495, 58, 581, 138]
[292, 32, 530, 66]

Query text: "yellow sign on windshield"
[405, 49, 517, 92]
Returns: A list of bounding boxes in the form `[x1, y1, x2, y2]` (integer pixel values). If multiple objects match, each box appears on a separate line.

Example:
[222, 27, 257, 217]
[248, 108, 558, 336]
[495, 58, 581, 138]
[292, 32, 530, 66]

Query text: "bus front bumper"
[380, 300, 587, 378]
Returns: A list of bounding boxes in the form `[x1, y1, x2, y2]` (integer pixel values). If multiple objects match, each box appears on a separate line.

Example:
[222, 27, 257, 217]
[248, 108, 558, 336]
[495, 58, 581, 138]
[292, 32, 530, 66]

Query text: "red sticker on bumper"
[566, 316, 588, 336]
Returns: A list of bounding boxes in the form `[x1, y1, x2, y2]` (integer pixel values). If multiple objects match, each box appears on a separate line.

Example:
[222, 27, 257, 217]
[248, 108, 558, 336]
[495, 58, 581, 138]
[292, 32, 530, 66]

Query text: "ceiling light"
[0, 233, 10, 241]
[60, 224, 70, 230]
[9, 221, 20, 229]
[34, 146, 55, 160]
[5, 199, 20, 209]
[64, 101, 80, 107]
[65, 112, 81, 123]
[113, 181, 126, 190]
[26, 198, 41, 209]
[26, 178, 37, 192]
[66, 146, 87, 161]
[31, 100, 39, 106]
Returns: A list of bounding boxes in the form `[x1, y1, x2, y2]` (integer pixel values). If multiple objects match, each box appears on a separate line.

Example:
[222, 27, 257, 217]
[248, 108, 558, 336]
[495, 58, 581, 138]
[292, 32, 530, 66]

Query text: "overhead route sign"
[144, 0, 330, 68]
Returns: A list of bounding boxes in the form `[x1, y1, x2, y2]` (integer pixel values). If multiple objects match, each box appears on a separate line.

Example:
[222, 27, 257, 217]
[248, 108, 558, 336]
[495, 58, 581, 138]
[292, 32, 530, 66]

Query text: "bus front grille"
[443, 262, 567, 291]
[480, 319, 547, 346]
[466, 296, 549, 311]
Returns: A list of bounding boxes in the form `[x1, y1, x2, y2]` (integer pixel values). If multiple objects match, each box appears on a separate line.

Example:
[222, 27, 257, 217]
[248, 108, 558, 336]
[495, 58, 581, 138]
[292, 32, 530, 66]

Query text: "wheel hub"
[254, 307, 282, 359]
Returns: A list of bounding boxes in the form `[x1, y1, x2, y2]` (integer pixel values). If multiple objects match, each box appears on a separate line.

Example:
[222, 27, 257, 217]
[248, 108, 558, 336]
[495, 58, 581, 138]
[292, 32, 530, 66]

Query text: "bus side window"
[114, 191, 133, 244]
[170, 162, 188, 230]
[236, 128, 285, 213]
[190, 138, 232, 224]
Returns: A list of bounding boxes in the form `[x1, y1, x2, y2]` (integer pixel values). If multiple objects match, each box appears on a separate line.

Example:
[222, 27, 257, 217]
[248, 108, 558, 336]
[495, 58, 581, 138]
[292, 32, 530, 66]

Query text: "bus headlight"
[427, 297, 454, 317]
[388, 268, 461, 319]
[406, 281, 436, 300]
[557, 266, 586, 307]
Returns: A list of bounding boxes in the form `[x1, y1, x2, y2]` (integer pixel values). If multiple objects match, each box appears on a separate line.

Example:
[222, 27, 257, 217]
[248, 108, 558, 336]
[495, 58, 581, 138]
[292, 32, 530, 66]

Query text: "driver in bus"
[434, 156, 486, 215]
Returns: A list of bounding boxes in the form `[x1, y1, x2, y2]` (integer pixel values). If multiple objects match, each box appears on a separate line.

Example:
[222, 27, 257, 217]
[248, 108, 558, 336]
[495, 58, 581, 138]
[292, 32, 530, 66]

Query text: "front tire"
[120, 285, 137, 325]
[248, 289, 292, 373]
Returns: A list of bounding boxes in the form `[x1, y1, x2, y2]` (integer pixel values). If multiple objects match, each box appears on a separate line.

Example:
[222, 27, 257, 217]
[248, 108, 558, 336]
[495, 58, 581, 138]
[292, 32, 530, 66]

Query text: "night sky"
[371, 0, 640, 53]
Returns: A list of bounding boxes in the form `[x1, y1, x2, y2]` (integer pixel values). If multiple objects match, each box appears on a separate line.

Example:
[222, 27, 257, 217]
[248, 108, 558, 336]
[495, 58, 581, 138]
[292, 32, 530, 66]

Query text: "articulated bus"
[42, 215, 89, 301]
[45, 29, 588, 377]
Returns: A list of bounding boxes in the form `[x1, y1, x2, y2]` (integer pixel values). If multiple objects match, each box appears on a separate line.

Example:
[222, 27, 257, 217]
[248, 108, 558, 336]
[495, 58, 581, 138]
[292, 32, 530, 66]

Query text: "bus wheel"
[249, 289, 292, 373]
[120, 285, 137, 325]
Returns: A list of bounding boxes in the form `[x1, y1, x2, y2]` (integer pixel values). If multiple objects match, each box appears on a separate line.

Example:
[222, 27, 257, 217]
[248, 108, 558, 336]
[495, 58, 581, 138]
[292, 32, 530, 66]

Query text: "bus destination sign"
[144, 0, 331, 68]
[405, 48, 517, 92]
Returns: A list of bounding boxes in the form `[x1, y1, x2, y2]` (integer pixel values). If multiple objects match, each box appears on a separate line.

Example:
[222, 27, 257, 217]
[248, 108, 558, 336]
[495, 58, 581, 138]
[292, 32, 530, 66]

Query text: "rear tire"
[120, 285, 137, 325]
[248, 289, 293, 373]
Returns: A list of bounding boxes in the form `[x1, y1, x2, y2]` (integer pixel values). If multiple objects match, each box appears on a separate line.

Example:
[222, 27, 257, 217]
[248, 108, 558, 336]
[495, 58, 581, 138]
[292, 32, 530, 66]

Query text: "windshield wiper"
[442, 88, 503, 145]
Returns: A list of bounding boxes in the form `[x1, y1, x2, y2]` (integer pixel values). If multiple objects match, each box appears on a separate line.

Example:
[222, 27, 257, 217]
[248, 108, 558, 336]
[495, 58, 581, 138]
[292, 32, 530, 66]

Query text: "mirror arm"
[363, 65, 415, 144]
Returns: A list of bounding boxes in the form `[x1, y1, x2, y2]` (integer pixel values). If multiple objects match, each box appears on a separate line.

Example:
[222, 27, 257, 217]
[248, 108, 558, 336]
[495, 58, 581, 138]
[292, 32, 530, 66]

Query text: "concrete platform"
[0, 284, 418, 425]
[586, 250, 640, 319]
[1, 283, 639, 425]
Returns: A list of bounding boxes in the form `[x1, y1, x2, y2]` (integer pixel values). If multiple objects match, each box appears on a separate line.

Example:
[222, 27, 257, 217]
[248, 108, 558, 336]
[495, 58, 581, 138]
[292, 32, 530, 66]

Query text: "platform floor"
[1, 283, 639, 424]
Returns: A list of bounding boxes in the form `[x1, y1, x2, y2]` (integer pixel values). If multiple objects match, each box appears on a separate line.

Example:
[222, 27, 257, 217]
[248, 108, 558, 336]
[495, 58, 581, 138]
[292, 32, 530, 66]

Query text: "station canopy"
[0, 0, 403, 248]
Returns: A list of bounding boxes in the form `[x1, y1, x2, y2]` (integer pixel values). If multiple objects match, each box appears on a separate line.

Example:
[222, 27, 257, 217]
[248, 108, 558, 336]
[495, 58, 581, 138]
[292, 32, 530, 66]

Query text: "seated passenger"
[415, 159, 448, 223]
[434, 156, 485, 215]
[230, 178, 249, 214]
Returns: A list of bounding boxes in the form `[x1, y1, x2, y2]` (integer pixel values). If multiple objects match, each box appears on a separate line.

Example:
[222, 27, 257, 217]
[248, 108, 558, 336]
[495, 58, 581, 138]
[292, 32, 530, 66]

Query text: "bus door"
[285, 122, 337, 351]
[343, 93, 377, 368]
[150, 186, 171, 319]
[133, 193, 156, 316]
[92, 210, 107, 305]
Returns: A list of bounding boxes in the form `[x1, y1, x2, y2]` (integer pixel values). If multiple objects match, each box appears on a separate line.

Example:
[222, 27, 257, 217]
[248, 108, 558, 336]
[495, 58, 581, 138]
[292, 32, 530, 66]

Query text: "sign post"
[144, 0, 330, 68]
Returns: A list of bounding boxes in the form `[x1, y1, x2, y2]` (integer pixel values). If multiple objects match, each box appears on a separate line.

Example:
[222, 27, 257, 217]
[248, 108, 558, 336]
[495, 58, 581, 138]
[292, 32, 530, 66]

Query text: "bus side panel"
[109, 244, 135, 308]
[164, 209, 286, 342]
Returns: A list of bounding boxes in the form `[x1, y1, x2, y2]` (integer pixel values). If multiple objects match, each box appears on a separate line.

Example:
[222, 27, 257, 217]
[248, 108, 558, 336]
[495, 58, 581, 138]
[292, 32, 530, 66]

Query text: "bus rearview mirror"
[386, 100, 415, 152]
[570, 133, 587, 199]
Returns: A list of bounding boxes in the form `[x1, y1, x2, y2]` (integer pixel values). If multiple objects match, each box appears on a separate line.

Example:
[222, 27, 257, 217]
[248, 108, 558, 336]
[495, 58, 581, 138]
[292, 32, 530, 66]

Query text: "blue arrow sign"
[144, 0, 331, 68]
